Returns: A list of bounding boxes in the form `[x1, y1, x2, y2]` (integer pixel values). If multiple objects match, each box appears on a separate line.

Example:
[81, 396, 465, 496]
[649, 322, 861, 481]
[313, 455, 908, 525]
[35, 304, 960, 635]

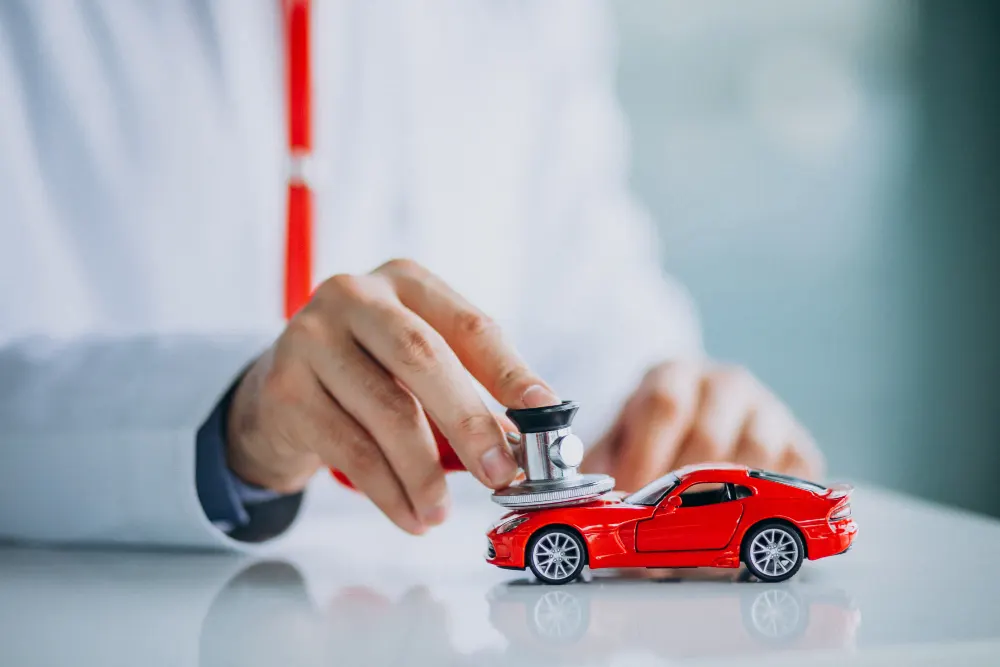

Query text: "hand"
[581, 360, 824, 491]
[227, 259, 558, 534]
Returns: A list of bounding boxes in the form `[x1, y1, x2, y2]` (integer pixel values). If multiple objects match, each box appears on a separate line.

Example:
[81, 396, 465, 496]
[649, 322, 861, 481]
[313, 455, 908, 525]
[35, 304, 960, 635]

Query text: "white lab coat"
[0, 0, 701, 549]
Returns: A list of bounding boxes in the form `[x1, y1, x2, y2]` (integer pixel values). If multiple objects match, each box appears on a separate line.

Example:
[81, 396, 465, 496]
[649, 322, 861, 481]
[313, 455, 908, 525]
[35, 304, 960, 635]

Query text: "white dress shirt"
[0, 0, 701, 549]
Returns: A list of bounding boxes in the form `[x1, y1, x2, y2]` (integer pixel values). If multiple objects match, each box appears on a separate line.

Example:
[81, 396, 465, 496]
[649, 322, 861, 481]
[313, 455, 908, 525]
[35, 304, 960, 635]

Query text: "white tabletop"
[2, 479, 999, 667]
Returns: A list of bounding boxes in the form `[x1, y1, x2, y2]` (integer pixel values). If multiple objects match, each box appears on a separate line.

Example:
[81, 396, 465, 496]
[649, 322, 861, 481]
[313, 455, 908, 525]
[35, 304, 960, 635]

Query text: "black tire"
[742, 521, 805, 583]
[527, 527, 586, 585]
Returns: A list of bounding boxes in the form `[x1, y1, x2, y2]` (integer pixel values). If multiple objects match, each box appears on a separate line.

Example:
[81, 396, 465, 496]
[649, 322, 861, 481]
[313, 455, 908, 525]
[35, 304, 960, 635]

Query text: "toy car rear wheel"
[527, 527, 585, 585]
[743, 522, 805, 583]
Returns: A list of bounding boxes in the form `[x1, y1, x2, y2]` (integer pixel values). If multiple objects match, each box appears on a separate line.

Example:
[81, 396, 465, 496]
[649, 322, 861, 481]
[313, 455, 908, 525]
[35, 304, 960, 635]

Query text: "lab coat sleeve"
[517, 0, 705, 442]
[0, 334, 303, 550]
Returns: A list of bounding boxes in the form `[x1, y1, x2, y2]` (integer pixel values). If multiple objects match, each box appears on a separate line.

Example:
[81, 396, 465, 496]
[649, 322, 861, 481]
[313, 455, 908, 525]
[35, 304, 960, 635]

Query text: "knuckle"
[740, 434, 771, 461]
[287, 309, 328, 342]
[453, 412, 499, 442]
[686, 424, 724, 461]
[377, 257, 423, 277]
[715, 365, 756, 393]
[779, 449, 812, 477]
[261, 369, 301, 409]
[318, 273, 367, 302]
[642, 363, 669, 386]
[494, 362, 530, 396]
[454, 309, 496, 338]
[647, 359, 697, 381]
[395, 326, 439, 371]
[340, 433, 382, 478]
[380, 388, 423, 429]
[642, 382, 681, 419]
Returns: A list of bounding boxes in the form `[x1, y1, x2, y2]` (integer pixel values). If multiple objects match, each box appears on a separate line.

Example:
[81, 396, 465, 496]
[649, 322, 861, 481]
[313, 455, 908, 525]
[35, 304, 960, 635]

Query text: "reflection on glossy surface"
[199, 561, 323, 667]
[486, 570, 860, 663]
[0, 548, 856, 667]
[202, 562, 511, 667]
[203, 562, 861, 665]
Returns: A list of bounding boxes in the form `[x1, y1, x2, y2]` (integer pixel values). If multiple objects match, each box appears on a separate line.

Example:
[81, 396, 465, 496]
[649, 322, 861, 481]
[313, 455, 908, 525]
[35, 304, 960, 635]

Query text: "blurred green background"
[612, 0, 1000, 516]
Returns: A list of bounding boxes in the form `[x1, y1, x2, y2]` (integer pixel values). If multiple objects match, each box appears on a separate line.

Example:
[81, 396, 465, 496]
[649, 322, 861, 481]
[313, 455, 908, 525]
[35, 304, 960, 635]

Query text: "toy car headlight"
[496, 516, 529, 534]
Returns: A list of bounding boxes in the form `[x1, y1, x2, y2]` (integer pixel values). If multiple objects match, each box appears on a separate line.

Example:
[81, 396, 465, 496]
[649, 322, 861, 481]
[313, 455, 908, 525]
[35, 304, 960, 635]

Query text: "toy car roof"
[672, 463, 752, 478]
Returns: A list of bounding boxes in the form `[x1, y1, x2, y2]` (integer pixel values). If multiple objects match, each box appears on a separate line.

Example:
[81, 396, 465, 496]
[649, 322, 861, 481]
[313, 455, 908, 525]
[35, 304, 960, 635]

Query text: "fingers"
[333, 277, 518, 488]
[374, 259, 559, 409]
[779, 426, 826, 479]
[613, 362, 701, 491]
[312, 396, 426, 535]
[731, 399, 791, 470]
[252, 342, 424, 534]
[673, 367, 757, 469]
[731, 395, 825, 478]
[307, 334, 450, 526]
[598, 361, 826, 488]
[673, 366, 825, 479]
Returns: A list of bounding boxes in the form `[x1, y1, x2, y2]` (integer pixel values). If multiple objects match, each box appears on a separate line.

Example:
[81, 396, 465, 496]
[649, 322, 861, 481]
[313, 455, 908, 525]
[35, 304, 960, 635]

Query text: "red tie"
[283, 0, 313, 320]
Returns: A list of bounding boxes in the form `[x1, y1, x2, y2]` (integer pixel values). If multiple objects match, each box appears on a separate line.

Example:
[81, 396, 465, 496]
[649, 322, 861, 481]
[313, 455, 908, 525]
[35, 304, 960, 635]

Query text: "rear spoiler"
[823, 483, 854, 501]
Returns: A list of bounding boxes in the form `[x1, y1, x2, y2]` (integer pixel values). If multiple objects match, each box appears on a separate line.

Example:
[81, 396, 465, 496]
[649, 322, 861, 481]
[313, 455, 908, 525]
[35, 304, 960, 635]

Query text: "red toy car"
[486, 464, 856, 584]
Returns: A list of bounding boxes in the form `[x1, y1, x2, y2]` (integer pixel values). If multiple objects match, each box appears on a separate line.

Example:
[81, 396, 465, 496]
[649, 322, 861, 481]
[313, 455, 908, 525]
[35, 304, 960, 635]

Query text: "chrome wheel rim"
[532, 532, 581, 582]
[749, 589, 801, 638]
[532, 590, 583, 639]
[750, 528, 799, 577]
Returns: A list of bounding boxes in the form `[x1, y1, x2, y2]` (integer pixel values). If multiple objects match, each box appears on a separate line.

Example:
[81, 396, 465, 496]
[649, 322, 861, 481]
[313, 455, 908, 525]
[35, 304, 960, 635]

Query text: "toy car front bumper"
[485, 531, 527, 569]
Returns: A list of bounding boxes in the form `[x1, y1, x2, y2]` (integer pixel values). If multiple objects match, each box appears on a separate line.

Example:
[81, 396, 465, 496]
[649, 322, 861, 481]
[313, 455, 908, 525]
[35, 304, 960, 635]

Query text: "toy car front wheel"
[743, 522, 805, 582]
[528, 527, 585, 585]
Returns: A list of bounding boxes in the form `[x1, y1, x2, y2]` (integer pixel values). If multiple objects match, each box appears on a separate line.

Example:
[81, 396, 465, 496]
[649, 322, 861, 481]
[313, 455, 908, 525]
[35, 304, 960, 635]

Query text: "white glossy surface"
[2, 481, 999, 666]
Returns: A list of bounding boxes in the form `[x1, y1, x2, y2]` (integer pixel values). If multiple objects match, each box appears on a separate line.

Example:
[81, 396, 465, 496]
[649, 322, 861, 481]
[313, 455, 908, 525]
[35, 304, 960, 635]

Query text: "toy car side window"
[731, 484, 753, 500]
[677, 482, 731, 508]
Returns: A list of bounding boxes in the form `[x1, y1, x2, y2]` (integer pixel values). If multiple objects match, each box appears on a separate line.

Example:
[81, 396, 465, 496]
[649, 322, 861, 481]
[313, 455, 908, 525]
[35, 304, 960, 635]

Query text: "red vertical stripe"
[285, 0, 312, 152]
[283, 0, 313, 319]
[284, 183, 313, 319]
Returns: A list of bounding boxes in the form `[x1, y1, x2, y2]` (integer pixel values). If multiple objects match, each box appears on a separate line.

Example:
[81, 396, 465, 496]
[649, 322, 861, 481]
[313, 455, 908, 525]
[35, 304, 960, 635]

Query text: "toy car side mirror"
[664, 495, 682, 510]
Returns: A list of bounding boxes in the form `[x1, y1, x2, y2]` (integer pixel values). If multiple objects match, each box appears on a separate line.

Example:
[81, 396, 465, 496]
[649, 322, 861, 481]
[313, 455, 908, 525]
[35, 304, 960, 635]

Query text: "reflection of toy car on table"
[486, 577, 861, 661]
[486, 464, 857, 584]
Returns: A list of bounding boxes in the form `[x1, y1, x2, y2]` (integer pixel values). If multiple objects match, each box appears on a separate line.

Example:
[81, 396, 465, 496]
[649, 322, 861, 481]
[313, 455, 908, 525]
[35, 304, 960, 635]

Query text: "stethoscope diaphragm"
[491, 473, 615, 509]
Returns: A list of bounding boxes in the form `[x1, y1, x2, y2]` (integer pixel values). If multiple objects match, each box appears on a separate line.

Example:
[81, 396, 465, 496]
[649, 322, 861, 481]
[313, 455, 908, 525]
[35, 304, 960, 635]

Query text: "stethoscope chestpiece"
[491, 401, 614, 510]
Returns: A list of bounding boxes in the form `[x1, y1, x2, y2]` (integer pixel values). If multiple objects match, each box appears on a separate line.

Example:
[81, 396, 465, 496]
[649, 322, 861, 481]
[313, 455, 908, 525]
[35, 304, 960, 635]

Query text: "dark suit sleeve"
[196, 379, 304, 543]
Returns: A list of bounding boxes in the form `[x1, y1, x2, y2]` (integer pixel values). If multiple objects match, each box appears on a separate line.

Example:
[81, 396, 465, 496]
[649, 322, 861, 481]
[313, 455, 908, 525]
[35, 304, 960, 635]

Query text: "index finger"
[345, 291, 519, 488]
[374, 259, 559, 409]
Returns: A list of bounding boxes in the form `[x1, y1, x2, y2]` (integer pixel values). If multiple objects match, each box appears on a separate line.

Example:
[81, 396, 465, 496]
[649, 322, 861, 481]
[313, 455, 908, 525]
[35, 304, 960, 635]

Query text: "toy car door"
[635, 482, 744, 552]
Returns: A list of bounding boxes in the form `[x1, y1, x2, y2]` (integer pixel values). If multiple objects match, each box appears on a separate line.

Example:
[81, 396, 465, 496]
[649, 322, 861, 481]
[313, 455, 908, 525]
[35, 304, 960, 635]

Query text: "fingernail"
[521, 384, 559, 408]
[480, 446, 517, 487]
[400, 511, 428, 535]
[420, 496, 450, 526]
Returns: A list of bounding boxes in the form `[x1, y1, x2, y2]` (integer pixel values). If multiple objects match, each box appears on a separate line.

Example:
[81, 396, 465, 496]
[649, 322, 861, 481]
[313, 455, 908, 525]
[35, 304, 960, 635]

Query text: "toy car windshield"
[624, 473, 680, 506]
